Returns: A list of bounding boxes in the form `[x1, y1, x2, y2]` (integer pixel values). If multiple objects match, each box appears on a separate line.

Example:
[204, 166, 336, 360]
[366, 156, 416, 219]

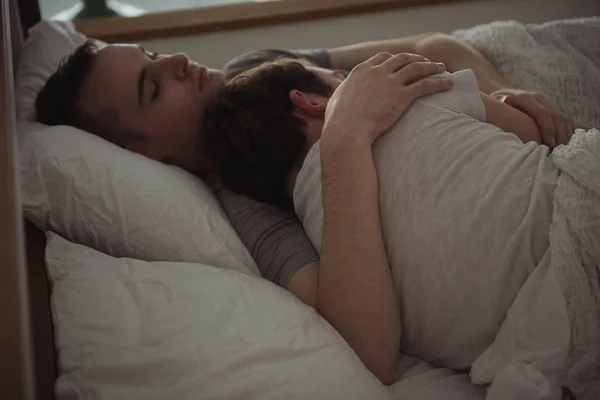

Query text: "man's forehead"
[96, 43, 140, 58]
[80, 44, 140, 116]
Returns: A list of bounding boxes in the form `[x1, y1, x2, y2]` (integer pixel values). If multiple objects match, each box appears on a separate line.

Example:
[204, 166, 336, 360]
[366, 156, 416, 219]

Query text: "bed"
[2, 0, 599, 399]
[2, 0, 464, 399]
[2, 2, 55, 399]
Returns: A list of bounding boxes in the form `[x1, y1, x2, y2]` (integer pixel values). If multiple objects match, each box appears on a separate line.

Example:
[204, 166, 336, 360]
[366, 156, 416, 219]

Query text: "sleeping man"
[202, 57, 600, 397]
[35, 31, 587, 388]
[202, 55, 556, 368]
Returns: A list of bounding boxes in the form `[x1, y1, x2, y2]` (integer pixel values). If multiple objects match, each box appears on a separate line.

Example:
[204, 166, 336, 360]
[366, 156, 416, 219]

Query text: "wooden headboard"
[0, 1, 56, 399]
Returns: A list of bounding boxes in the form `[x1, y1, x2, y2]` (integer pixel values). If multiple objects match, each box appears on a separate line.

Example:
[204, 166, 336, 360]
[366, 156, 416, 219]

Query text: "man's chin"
[208, 69, 226, 84]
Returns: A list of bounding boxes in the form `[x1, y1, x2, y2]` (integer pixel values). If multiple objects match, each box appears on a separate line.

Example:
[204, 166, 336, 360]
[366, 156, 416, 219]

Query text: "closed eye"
[151, 80, 160, 102]
[147, 52, 160, 101]
[138, 46, 161, 103]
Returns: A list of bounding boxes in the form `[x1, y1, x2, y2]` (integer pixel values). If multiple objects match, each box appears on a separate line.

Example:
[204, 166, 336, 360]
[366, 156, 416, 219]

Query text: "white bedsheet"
[391, 356, 485, 400]
[46, 233, 394, 400]
[47, 232, 483, 400]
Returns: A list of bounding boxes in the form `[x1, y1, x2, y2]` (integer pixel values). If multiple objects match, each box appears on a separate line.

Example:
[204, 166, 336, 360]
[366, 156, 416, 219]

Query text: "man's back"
[295, 69, 559, 368]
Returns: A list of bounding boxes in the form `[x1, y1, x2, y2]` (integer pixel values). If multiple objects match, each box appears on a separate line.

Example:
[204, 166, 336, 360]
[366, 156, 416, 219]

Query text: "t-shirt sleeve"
[223, 48, 332, 81]
[434, 69, 487, 122]
[216, 187, 319, 288]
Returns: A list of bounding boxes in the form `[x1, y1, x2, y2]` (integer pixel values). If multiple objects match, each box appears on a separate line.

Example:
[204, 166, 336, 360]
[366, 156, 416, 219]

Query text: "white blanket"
[471, 128, 600, 400]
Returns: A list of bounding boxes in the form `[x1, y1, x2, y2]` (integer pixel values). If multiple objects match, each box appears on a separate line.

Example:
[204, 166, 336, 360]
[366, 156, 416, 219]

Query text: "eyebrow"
[137, 45, 147, 107]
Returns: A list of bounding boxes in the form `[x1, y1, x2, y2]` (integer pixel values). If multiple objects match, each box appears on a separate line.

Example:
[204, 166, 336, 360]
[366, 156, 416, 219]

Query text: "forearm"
[317, 134, 400, 385]
[328, 33, 513, 95]
[328, 33, 431, 71]
[480, 93, 542, 145]
[415, 33, 513, 94]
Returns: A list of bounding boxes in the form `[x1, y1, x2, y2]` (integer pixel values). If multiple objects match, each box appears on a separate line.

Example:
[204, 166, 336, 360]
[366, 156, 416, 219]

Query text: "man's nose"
[160, 53, 190, 80]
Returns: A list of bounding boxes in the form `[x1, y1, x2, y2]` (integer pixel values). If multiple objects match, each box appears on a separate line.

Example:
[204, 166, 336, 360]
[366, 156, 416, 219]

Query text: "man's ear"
[289, 89, 327, 117]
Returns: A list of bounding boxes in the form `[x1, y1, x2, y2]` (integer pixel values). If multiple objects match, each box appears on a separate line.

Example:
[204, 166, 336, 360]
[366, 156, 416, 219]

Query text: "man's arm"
[287, 137, 399, 387]
[327, 33, 580, 145]
[480, 92, 542, 145]
[327, 33, 513, 94]
[287, 53, 452, 385]
[320, 136, 400, 385]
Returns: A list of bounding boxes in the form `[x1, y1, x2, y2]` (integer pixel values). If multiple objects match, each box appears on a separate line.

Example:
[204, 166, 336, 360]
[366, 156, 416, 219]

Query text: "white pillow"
[16, 21, 258, 275]
[46, 233, 392, 400]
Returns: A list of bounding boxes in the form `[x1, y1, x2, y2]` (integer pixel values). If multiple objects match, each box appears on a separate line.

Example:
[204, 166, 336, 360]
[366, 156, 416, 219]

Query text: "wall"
[139, 0, 599, 69]
[41, 0, 242, 18]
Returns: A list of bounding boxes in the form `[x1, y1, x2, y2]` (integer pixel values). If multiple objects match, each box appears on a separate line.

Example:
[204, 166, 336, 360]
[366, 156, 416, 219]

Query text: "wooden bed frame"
[1, 1, 55, 399]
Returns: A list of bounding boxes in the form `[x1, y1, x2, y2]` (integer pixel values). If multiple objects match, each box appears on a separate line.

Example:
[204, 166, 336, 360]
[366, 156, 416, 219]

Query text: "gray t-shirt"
[217, 48, 331, 287]
[223, 48, 332, 81]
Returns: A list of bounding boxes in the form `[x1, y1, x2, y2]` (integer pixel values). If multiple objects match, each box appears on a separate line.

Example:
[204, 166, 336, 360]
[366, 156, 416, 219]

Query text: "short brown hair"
[35, 40, 140, 148]
[203, 58, 331, 206]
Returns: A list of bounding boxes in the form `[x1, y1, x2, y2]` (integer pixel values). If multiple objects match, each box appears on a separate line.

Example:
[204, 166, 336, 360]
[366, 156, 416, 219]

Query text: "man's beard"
[193, 86, 229, 177]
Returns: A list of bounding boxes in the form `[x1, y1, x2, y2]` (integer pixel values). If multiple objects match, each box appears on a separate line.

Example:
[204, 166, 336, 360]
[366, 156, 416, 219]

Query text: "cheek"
[159, 92, 202, 135]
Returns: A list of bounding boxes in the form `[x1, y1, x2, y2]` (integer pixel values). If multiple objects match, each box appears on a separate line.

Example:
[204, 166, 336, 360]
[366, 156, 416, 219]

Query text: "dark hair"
[35, 40, 139, 148]
[223, 49, 313, 81]
[203, 58, 331, 206]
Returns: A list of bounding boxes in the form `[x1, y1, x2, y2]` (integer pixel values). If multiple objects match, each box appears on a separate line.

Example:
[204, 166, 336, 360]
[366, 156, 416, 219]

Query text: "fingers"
[536, 96, 576, 145]
[397, 61, 447, 84]
[363, 52, 396, 66]
[535, 95, 577, 146]
[553, 114, 569, 146]
[497, 90, 581, 148]
[380, 52, 430, 70]
[505, 96, 556, 148]
[536, 109, 558, 149]
[565, 119, 576, 142]
[408, 77, 453, 99]
[360, 53, 447, 85]
[537, 95, 575, 146]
